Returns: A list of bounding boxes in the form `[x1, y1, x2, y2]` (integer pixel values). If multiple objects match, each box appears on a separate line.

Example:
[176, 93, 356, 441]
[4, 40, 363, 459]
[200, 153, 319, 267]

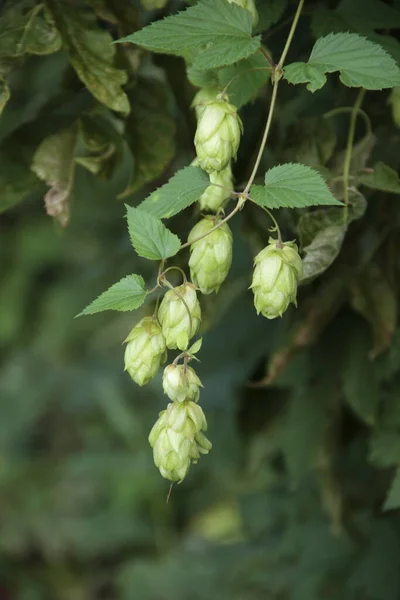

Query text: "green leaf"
[0, 146, 38, 213]
[250, 163, 340, 209]
[116, 0, 261, 71]
[119, 77, 176, 197]
[75, 112, 123, 180]
[46, 0, 129, 115]
[31, 125, 78, 227]
[139, 166, 210, 219]
[0, 2, 61, 58]
[218, 53, 270, 109]
[342, 323, 379, 425]
[284, 33, 400, 91]
[77, 275, 147, 316]
[350, 264, 397, 359]
[359, 162, 400, 194]
[301, 225, 346, 284]
[283, 63, 327, 93]
[255, 0, 288, 34]
[0, 78, 10, 115]
[369, 431, 400, 468]
[126, 206, 181, 261]
[384, 468, 400, 511]
[187, 338, 202, 355]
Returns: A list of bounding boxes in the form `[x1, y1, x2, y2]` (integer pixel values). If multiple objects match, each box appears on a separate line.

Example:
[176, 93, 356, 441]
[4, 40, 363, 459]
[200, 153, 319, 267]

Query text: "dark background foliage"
[1, 0, 400, 598]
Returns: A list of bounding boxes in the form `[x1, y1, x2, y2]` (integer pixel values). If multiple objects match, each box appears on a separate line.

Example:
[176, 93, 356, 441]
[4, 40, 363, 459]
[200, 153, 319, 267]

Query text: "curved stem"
[342, 88, 366, 219]
[160, 265, 187, 284]
[324, 106, 371, 138]
[260, 206, 283, 245]
[259, 46, 275, 68]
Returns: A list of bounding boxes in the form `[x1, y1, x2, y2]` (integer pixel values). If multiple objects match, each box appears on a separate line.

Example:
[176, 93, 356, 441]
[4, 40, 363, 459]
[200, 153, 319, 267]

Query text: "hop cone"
[194, 98, 242, 173]
[198, 165, 233, 213]
[389, 87, 400, 127]
[251, 238, 303, 319]
[124, 317, 166, 386]
[158, 282, 201, 350]
[163, 364, 203, 403]
[227, 0, 258, 26]
[188, 218, 233, 294]
[192, 87, 219, 120]
[149, 401, 212, 482]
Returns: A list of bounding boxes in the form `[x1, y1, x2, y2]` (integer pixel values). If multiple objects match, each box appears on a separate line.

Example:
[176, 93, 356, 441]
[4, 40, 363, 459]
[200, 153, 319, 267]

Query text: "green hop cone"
[124, 316, 167, 386]
[158, 282, 201, 350]
[163, 364, 203, 403]
[149, 400, 211, 482]
[251, 238, 303, 319]
[188, 217, 233, 294]
[389, 87, 400, 128]
[194, 97, 242, 173]
[198, 164, 233, 213]
[227, 0, 258, 27]
[192, 87, 219, 120]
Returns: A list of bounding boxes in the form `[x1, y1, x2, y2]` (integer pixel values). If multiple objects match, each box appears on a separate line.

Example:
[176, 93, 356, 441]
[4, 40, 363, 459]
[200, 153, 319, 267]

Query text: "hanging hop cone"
[149, 401, 212, 482]
[227, 0, 258, 26]
[251, 238, 303, 319]
[124, 316, 167, 386]
[163, 364, 203, 403]
[194, 97, 242, 173]
[158, 282, 201, 350]
[188, 217, 233, 295]
[389, 87, 400, 128]
[199, 164, 233, 213]
[192, 87, 220, 120]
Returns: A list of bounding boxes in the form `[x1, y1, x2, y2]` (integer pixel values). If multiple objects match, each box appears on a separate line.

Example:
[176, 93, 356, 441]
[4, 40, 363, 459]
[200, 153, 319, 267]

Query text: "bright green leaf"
[116, 0, 261, 71]
[218, 53, 270, 109]
[284, 62, 327, 93]
[359, 162, 400, 194]
[119, 77, 176, 197]
[77, 275, 147, 316]
[46, 0, 130, 114]
[188, 338, 203, 355]
[285, 33, 400, 92]
[31, 125, 78, 227]
[384, 468, 400, 511]
[250, 163, 341, 209]
[126, 206, 181, 261]
[0, 2, 61, 58]
[139, 166, 210, 219]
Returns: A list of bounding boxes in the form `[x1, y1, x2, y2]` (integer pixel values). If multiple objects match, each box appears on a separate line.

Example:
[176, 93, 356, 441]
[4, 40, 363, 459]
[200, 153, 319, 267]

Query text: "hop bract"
[188, 218, 233, 294]
[251, 238, 303, 319]
[192, 87, 219, 120]
[199, 165, 233, 213]
[124, 316, 166, 386]
[163, 364, 203, 403]
[158, 282, 201, 350]
[149, 401, 211, 482]
[227, 0, 258, 26]
[194, 98, 242, 173]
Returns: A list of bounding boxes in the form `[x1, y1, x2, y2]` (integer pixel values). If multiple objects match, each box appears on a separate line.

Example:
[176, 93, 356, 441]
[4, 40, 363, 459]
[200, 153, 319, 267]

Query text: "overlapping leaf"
[284, 33, 400, 92]
[116, 0, 261, 70]
[139, 166, 210, 219]
[126, 206, 181, 261]
[46, 0, 129, 114]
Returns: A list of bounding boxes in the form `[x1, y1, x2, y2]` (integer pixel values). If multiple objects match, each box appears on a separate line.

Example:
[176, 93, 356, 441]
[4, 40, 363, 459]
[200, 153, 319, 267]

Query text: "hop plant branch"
[342, 88, 366, 217]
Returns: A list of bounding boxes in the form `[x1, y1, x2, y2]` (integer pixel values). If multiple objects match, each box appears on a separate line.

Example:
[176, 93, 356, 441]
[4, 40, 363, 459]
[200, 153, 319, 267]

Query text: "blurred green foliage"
[2, 0, 400, 598]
